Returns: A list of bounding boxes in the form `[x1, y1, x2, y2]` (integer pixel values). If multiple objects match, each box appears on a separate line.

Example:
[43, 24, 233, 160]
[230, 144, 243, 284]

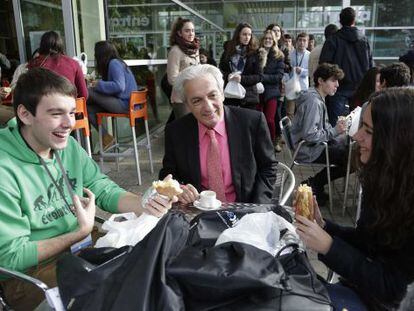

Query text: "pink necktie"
[207, 129, 226, 202]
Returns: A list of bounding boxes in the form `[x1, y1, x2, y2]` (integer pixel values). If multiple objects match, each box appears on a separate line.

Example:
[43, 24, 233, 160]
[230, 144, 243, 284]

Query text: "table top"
[171, 202, 294, 221]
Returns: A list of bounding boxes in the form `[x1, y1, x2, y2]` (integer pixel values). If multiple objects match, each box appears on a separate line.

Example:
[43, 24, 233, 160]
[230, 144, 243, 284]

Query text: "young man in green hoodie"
[0, 68, 174, 309]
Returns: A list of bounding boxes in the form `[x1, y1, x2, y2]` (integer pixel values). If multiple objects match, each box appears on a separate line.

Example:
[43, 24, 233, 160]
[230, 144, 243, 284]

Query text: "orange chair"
[96, 89, 153, 185]
[74, 97, 92, 157]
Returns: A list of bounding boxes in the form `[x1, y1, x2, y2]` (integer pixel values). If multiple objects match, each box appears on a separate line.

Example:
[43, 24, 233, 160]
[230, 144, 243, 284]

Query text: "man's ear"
[317, 77, 324, 86]
[16, 104, 33, 126]
[380, 80, 387, 90]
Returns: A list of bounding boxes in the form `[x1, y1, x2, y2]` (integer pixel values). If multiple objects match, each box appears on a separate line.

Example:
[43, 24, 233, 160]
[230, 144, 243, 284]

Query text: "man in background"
[309, 24, 338, 87]
[320, 7, 373, 126]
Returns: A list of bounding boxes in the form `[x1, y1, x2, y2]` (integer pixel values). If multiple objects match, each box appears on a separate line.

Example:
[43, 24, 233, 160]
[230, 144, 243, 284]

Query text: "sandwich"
[295, 184, 314, 220]
[152, 178, 183, 199]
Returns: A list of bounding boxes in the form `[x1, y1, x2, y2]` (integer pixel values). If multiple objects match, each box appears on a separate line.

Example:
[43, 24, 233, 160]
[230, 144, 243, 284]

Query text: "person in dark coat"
[319, 7, 373, 126]
[257, 30, 285, 151]
[219, 23, 262, 109]
[296, 87, 414, 310]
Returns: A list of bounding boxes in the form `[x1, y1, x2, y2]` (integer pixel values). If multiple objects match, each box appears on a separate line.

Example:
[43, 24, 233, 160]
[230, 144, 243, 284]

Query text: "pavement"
[97, 124, 359, 278]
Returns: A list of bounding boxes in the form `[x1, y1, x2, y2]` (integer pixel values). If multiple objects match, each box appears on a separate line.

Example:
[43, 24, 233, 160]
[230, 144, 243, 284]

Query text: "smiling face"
[353, 104, 373, 164]
[18, 94, 76, 158]
[184, 74, 224, 128]
[178, 22, 195, 42]
[239, 27, 252, 46]
[272, 26, 281, 41]
[263, 33, 275, 48]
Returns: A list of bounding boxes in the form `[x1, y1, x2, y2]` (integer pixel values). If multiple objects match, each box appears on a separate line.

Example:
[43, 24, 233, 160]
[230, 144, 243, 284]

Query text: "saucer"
[193, 199, 222, 211]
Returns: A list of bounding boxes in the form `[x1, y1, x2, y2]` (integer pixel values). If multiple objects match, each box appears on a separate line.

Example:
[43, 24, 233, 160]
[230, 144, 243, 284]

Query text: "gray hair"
[172, 64, 224, 103]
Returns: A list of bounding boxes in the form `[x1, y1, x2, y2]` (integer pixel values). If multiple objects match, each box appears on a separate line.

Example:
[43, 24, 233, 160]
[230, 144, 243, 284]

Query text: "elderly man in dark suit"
[159, 64, 277, 204]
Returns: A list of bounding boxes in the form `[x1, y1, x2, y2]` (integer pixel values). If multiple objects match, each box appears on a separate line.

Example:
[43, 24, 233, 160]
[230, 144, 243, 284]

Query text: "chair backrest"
[279, 116, 296, 161]
[74, 97, 90, 137]
[128, 88, 148, 126]
[272, 162, 296, 206]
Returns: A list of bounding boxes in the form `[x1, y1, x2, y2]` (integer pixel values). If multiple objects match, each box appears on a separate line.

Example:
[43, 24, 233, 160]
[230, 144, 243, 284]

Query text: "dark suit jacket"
[159, 106, 277, 203]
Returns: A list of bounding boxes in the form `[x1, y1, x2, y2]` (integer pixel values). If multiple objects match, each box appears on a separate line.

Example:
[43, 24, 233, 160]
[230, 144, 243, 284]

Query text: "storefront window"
[20, 0, 64, 57]
[74, 0, 106, 63]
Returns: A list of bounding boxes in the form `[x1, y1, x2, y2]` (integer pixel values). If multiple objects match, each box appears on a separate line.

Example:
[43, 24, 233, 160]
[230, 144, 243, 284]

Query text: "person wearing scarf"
[219, 23, 262, 109]
[167, 17, 200, 119]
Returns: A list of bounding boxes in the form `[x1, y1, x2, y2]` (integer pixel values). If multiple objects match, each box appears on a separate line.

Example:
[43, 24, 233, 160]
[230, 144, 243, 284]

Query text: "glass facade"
[20, 0, 65, 58]
[5, 0, 414, 129]
[105, 0, 414, 63]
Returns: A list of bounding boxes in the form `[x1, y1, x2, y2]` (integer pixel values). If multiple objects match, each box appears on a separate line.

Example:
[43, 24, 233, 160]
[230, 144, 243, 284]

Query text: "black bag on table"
[187, 204, 292, 248]
[57, 208, 331, 310]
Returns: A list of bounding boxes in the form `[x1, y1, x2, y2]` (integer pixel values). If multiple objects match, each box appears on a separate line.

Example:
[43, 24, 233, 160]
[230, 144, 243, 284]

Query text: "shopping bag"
[255, 82, 265, 94]
[224, 80, 246, 99]
[284, 72, 301, 100]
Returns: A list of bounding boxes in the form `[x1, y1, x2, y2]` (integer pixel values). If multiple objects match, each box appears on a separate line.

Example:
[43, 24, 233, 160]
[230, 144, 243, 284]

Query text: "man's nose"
[63, 114, 75, 128]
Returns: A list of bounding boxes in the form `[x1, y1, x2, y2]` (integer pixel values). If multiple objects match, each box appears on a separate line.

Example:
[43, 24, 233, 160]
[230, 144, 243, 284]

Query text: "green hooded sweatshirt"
[0, 118, 126, 273]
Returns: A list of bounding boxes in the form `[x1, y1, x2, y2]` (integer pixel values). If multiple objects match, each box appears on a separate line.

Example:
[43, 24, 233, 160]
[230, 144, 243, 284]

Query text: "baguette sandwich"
[295, 184, 314, 220]
[152, 178, 183, 199]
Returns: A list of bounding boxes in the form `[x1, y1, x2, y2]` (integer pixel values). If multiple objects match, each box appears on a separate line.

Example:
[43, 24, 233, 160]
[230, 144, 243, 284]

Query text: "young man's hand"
[145, 194, 177, 217]
[73, 188, 96, 236]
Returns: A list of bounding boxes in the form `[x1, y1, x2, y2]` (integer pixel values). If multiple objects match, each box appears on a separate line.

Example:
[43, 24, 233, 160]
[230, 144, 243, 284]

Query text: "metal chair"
[74, 97, 92, 157]
[0, 266, 64, 310]
[279, 116, 336, 213]
[96, 89, 154, 185]
[272, 162, 296, 206]
[0, 217, 106, 310]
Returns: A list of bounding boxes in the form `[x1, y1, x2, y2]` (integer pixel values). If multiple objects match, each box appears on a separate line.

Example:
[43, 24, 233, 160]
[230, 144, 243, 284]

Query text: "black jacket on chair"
[219, 51, 262, 106]
[159, 106, 277, 203]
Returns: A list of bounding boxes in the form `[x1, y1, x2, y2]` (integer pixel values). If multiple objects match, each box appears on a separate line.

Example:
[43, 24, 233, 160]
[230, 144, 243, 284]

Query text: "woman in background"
[257, 30, 285, 152]
[350, 66, 381, 110]
[87, 41, 138, 147]
[296, 87, 414, 310]
[265, 23, 291, 73]
[219, 22, 261, 109]
[28, 31, 87, 99]
[167, 17, 200, 119]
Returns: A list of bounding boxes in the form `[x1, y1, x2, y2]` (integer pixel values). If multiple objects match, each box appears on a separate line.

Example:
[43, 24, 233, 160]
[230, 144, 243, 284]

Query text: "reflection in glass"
[20, 0, 64, 57]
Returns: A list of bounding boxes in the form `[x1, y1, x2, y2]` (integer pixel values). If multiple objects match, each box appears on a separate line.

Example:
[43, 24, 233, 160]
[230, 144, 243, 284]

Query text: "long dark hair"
[265, 23, 285, 47]
[351, 66, 380, 109]
[169, 17, 193, 46]
[360, 87, 414, 248]
[224, 23, 258, 59]
[94, 41, 127, 80]
[38, 31, 64, 56]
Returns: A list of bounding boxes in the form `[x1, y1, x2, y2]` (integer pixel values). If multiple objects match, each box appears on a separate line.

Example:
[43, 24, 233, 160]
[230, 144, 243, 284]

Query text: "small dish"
[193, 199, 222, 211]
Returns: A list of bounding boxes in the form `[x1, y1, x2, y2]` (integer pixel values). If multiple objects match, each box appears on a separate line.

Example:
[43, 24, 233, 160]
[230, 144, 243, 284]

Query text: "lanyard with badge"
[39, 151, 92, 253]
[295, 51, 305, 68]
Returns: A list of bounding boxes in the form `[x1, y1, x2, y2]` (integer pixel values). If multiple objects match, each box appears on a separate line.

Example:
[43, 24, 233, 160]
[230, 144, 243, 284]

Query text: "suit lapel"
[186, 115, 201, 189]
[224, 106, 242, 201]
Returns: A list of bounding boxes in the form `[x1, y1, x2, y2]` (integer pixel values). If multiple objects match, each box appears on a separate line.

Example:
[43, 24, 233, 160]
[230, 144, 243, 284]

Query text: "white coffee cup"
[199, 190, 217, 208]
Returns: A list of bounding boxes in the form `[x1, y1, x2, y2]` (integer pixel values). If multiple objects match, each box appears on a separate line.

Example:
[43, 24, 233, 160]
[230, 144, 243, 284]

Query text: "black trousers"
[310, 139, 349, 192]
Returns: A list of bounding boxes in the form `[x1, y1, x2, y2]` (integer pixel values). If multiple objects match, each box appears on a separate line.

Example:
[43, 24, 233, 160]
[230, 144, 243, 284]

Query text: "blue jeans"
[326, 90, 353, 127]
[325, 282, 368, 311]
